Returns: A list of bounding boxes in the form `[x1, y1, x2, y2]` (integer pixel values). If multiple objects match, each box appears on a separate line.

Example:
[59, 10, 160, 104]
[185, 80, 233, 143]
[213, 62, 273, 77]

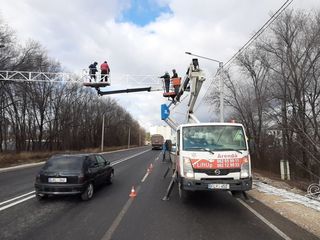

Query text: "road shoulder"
[248, 174, 320, 238]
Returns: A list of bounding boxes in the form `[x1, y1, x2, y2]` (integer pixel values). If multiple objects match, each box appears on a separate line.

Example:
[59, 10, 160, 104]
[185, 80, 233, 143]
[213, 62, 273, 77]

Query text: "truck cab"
[175, 122, 252, 199]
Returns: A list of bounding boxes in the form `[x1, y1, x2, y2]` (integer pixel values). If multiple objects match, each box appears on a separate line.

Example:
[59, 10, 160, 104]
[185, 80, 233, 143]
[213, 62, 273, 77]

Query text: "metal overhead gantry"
[0, 70, 165, 95]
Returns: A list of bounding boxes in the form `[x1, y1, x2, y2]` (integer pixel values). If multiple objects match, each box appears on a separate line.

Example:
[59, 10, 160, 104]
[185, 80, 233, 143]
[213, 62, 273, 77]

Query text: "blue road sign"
[161, 104, 170, 120]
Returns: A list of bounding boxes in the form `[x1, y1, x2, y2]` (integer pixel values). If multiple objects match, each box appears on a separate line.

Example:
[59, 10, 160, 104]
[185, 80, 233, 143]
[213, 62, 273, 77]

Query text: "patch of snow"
[253, 181, 320, 212]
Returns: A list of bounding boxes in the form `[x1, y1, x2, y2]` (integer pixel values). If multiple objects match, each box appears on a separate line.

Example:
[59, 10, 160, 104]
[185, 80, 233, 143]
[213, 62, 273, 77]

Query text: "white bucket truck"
[161, 59, 252, 200]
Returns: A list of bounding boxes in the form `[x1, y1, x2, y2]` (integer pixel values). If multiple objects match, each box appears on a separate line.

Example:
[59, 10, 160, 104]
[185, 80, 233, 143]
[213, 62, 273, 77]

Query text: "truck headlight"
[183, 157, 194, 179]
[240, 158, 250, 179]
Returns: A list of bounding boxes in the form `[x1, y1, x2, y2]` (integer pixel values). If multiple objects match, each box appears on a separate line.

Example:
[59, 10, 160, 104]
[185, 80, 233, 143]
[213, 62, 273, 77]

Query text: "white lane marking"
[102, 185, 141, 240]
[237, 198, 292, 240]
[0, 191, 35, 206]
[102, 153, 158, 239]
[141, 171, 150, 183]
[0, 195, 35, 212]
[101, 146, 147, 155]
[110, 149, 150, 166]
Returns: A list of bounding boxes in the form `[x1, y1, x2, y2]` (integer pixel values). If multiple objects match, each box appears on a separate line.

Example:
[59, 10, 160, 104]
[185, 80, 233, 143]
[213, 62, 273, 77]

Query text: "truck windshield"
[182, 125, 247, 152]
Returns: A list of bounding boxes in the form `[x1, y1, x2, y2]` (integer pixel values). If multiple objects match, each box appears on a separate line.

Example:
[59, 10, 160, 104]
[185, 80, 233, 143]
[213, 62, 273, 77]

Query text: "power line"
[195, 0, 293, 113]
[224, 0, 293, 68]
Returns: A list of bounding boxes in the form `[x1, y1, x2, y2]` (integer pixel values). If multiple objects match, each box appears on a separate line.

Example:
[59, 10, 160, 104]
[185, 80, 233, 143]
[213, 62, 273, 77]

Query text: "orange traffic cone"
[129, 186, 137, 198]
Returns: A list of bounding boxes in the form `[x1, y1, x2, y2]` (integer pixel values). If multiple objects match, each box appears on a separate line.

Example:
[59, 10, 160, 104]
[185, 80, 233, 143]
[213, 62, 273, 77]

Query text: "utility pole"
[128, 127, 131, 149]
[139, 131, 141, 146]
[101, 113, 105, 152]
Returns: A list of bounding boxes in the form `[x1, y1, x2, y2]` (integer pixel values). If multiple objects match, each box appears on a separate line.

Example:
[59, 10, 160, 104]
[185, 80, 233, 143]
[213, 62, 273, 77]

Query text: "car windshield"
[182, 125, 247, 152]
[43, 156, 84, 171]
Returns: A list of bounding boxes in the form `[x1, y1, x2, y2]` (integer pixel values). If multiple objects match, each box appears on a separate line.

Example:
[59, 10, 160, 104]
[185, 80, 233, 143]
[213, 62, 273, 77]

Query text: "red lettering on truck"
[191, 158, 246, 169]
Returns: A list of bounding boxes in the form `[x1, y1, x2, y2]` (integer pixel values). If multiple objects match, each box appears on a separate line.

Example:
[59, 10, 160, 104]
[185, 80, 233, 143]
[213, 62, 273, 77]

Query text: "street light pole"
[185, 51, 224, 122]
[127, 127, 131, 149]
[101, 113, 105, 152]
[138, 131, 141, 146]
[218, 62, 224, 123]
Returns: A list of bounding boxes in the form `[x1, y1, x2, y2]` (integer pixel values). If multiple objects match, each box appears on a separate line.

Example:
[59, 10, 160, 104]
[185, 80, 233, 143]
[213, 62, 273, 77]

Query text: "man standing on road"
[162, 140, 172, 162]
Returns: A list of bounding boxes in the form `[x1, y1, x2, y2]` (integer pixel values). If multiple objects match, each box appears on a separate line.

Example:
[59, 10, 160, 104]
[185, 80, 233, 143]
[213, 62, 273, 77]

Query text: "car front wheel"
[81, 183, 94, 201]
[106, 171, 114, 185]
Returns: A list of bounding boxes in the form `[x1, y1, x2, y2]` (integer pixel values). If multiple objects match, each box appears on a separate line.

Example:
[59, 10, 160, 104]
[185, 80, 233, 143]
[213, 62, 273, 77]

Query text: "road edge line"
[237, 198, 292, 240]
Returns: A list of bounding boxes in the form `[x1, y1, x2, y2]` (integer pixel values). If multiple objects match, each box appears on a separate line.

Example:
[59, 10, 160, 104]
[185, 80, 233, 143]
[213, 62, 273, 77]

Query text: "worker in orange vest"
[100, 61, 110, 82]
[171, 69, 180, 95]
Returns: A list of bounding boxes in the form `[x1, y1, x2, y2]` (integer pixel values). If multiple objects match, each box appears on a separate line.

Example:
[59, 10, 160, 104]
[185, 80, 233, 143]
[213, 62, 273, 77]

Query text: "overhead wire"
[224, 0, 293, 68]
[194, 0, 294, 113]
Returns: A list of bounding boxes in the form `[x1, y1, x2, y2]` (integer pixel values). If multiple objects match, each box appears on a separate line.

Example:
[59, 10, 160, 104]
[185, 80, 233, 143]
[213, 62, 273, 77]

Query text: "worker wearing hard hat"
[160, 71, 170, 93]
[88, 62, 98, 82]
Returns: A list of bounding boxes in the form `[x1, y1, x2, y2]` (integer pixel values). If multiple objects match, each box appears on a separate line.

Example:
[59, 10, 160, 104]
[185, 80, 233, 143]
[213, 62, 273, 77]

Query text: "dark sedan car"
[34, 153, 114, 201]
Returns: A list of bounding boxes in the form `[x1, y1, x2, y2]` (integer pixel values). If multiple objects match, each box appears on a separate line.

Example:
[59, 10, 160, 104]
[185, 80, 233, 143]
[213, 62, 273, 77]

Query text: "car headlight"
[183, 157, 194, 179]
[240, 157, 250, 179]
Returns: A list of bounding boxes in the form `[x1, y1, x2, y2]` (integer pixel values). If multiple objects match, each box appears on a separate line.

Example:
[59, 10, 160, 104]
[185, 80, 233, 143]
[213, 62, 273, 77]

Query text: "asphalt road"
[0, 147, 317, 240]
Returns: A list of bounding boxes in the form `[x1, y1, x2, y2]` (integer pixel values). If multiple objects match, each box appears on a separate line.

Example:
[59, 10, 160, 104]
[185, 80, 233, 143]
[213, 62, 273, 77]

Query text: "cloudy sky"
[1, 0, 320, 130]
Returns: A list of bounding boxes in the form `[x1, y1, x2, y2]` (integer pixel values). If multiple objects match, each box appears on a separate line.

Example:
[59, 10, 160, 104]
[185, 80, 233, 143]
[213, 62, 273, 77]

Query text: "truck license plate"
[48, 177, 67, 183]
[208, 184, 230, 189]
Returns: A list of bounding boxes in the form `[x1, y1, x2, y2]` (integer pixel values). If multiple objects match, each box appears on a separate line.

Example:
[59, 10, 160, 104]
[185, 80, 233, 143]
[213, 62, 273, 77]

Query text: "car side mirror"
[105, 161, 110, 166]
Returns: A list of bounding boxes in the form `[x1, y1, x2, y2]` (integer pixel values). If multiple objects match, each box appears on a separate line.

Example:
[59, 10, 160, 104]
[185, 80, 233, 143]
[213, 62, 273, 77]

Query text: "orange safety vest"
[171, 77, 181, 86]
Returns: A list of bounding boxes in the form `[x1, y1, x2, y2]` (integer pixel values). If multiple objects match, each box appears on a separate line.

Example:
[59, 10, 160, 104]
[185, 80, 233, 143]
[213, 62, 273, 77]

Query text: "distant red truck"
[151, 134, 164, 150]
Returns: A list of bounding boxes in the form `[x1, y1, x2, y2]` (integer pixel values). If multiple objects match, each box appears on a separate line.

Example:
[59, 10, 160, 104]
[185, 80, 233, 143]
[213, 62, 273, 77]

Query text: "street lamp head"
[185, 51, 222, 65]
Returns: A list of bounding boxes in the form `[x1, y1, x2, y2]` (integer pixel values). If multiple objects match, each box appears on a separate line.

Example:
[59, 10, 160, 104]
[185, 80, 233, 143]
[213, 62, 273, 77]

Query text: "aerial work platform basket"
[83, 82, 110, 88]
[83, 73, 111, 88]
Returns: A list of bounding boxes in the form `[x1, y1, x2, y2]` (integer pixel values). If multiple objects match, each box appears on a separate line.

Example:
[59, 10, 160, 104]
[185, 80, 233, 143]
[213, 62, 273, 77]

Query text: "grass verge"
[0, 145, 138, 168]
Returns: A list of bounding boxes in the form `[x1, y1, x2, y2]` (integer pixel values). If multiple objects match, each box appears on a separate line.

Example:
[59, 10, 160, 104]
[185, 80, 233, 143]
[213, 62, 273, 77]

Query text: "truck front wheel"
[178, 182, 189, 202]
[231, 190, 242, 198]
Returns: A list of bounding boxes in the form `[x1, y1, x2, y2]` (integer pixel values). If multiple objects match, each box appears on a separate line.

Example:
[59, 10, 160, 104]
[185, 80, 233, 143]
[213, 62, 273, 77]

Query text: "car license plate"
[208, 183, 230, 189]
[48, 177, 67, 183]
